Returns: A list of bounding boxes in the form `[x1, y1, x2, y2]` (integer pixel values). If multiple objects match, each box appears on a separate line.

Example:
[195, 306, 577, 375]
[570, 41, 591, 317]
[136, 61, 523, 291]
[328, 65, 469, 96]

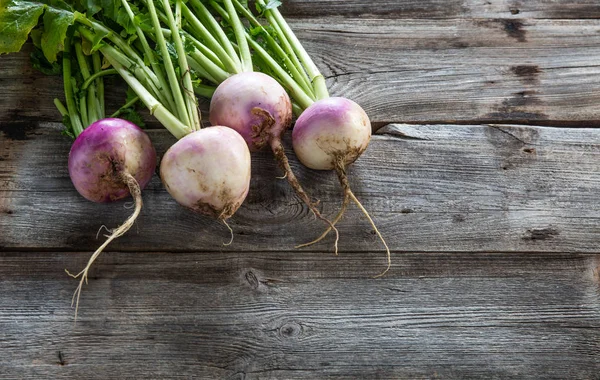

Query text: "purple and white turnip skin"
[292, 97, 371, 171]
[66, 118, 157, 320]
[68, 118, 157, 203]
[160, 126, 252, 220]
[292, 97, 390, 277]
[209, 72, 338, 244]
[209, 72, 292, 152]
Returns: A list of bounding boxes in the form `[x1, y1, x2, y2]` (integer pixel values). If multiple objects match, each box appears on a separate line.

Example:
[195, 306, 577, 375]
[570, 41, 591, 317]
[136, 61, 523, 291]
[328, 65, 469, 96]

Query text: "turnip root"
[293, 98, 391, 277]
[209, 72, 339, 252]
[67, 118, 157, 316]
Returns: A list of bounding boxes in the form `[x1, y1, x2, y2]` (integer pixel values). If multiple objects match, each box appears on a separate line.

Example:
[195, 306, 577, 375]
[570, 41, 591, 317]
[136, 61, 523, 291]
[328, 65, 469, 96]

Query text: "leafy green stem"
[162, 0, 201, 131]
[62, 34, 83, 136]
[146, 0, 190, 127]
[247, 38, 314, 109]
[257, 0, 329, 100]
[231, 0, 315, 98]
[81, 68, 117, 91]
[91, 52, 104, 118]
[120, 0, 176, 113]
[181, 2, 241, 75]
[222, 0, 252, 72]
[189, 0, 241, 70]
[103, 49, 192, 139]
[110, 96, 140, 118]
[74, 40, 98, 124]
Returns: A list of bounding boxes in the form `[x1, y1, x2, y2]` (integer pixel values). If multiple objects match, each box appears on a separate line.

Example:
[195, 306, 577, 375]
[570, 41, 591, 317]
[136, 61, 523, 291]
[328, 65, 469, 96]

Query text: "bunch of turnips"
[0, 0, 390, 318]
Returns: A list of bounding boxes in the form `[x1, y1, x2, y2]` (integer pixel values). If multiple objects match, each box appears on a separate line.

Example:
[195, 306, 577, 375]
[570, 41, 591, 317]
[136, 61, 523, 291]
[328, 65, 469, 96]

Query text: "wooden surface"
[1, 1, 600, 379]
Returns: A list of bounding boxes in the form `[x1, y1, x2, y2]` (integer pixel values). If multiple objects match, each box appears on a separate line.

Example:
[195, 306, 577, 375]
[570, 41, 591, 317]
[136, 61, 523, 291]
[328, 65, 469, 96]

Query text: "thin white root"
[295, 192, 349, 256]
[95, 225, 110, 240]
[67, 172, 143, 324]
[348, 191, 391, 278]
[277, 172, 288, 180]
[223, 219, 234, 246]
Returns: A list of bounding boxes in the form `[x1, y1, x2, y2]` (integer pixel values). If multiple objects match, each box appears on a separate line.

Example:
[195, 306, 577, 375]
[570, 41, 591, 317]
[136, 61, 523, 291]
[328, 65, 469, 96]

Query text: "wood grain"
[0, 251, 598, 379]
[3, 18, 600, 126]
[2, 123, 600, 255]
[280, 0, 600, 19]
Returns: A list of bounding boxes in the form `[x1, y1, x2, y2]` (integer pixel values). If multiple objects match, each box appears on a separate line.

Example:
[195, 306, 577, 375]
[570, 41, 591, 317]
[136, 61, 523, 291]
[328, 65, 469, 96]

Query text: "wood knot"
[452, 214, 466, 223]
[245, 270, 260, 290]
[279, 322, 302, 339]
[502, 19, 526, 42]
[523, 228, 559, 241]
[57, 351, 66, 366]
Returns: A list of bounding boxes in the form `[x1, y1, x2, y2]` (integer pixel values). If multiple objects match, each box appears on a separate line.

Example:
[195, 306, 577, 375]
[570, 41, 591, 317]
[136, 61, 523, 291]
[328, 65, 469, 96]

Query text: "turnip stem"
[193, 84, 216, 99]
[110, 96, 140, 118]
[81, 69, 117, 91]
[74, 41, 98, 124]
[77, 16, 167, 103]
[257, 0, 329, 100]
[190, 0, 241, 69]
[103, 46, 192, 139]
[146, 0, 191, 128]
[188, 56, 218, 84]
[162, 0, 201, 131]
[189, 48, 229, 83]
[120, 0, 176, 113]
[53, 99, 69, 117]
[62, 35, 84, 136]
[247, 38, 314, 110]
[182, 2, 241, 75]
[223, 0, 252, 72]
[229, 0, 316, 99]
[91, 53, 104, 118]
[77, 27, 163, 105]
[160, 28, 226, 71]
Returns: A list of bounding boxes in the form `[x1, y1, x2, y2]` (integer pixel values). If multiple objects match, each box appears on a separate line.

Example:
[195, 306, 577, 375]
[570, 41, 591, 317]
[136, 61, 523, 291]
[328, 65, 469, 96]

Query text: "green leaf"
[61, 114, 76, 139]
[41, 4, 75, 62]
[256, 0, 281, 15]
[78, 0, 100, 16]
[30, 46, 61, 75]
[115, 2, 137, 35]
[119, 107, 144, 127]
[0, 0, 46, 54]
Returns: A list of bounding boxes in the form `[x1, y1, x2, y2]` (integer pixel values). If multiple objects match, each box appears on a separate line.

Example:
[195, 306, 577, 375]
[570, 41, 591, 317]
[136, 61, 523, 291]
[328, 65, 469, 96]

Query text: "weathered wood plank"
[280, 0, 600, 19]
[3, 19, 600, 126]
[0, 251, 598, 379]
[2, 122, 600, 254]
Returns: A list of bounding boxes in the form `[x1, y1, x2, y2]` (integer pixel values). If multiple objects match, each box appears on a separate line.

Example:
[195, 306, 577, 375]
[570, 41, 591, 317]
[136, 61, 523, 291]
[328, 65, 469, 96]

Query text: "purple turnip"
[66, 118, 157, 315]
[292, 98, 390, 276]
[208, 73, 339, 252]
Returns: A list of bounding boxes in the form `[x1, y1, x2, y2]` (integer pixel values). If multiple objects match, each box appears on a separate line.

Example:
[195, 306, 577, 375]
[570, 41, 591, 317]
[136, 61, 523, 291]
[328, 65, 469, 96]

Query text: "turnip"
[160, 126, 251, 228]
[224, 0, 391, 275]
[66, 118, 156, 313]
[292, 98, 391, 277]
[46, 35, 159, 317]
[182, 0, 339, 250]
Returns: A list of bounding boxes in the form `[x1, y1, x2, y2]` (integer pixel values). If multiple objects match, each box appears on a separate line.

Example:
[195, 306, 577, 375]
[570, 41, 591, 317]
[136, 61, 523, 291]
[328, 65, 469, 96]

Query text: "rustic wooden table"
[1, 1, 600, 378]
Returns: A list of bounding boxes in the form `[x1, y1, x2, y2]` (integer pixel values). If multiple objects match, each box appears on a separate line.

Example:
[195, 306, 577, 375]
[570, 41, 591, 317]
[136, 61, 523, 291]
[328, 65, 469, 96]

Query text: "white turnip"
[160, 126, 251, 223]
